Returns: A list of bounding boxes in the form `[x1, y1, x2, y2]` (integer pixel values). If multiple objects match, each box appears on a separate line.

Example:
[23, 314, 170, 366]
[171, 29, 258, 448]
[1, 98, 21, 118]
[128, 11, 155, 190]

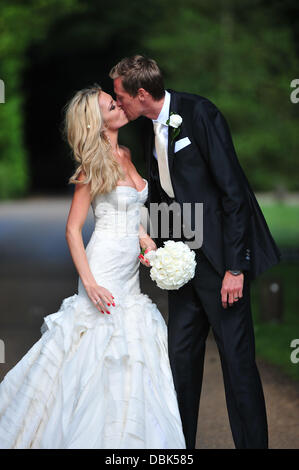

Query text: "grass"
[250, 199, 299, 382]
[259, 201, 299, 247]
[251, 263, 299, 381]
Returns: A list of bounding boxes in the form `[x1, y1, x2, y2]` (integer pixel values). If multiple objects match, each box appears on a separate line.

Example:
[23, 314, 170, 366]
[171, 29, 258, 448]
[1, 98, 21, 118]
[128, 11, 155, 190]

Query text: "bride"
[0, 85, 186, 449]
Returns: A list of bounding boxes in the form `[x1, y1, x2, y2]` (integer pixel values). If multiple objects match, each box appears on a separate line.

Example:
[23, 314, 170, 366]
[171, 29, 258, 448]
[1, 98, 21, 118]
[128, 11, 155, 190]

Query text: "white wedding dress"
[0, 178, 186, 449]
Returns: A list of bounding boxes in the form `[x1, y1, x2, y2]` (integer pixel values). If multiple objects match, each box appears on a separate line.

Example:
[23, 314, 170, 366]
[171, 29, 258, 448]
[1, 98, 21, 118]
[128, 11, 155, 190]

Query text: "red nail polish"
[107, 311, 110, 314]
[107, 303, 110, 306]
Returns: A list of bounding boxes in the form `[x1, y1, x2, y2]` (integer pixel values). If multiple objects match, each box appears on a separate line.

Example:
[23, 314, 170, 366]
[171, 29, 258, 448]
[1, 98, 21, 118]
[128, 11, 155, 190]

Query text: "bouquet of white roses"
[143, 240, 197, 290]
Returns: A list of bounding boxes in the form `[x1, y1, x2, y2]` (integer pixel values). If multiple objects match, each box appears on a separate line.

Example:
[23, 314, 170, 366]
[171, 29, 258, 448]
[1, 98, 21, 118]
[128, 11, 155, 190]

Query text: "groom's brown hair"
[109, 55, 165, 101]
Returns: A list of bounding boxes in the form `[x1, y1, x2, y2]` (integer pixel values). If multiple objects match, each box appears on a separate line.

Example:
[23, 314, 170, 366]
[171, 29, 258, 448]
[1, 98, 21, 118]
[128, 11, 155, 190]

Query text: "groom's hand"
[221, 271, 244, 308]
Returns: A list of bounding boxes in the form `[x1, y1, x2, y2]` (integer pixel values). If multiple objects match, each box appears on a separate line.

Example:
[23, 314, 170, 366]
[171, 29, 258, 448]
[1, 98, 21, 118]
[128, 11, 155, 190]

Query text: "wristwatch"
[228, 270, 243, 276]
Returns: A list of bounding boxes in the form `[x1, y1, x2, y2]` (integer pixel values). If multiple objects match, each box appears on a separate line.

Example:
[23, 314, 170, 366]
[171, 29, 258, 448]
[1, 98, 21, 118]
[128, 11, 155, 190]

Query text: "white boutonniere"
[166, 112, 183, 145]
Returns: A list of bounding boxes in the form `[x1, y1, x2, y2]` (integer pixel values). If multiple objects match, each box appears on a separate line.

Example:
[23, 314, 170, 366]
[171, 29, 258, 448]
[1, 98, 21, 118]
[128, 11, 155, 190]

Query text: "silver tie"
[153, 121, 175, 198]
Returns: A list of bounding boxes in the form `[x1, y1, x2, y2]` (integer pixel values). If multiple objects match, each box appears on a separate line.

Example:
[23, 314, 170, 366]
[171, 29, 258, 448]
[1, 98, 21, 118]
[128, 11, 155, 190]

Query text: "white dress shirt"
[152, 90, 171, 161]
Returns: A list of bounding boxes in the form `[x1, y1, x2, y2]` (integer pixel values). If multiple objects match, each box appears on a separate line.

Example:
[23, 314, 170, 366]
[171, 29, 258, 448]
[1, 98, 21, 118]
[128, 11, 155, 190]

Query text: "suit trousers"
[167, 248, 268, 449]
[149, 157, 268, 448]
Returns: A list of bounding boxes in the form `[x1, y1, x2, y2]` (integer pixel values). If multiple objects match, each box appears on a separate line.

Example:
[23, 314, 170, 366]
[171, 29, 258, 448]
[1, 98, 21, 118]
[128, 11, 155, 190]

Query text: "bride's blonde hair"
[64, 84, 125, 201]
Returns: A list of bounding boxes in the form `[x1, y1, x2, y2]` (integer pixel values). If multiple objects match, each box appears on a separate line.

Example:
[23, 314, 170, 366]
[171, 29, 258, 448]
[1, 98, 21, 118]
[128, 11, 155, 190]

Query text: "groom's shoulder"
[169, 89, 207, 102]
[168, 89, 219, 114]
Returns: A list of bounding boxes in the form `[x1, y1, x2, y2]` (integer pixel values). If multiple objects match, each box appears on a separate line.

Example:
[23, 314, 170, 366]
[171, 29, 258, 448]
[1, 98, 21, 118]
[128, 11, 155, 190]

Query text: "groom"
[110, 55, 281, 449]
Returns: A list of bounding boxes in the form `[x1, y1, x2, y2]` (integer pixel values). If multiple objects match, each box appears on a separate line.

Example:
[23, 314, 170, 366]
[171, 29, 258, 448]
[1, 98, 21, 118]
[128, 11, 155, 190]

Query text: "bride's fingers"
[93, 297, 105, 314]
[103, 299, 111, 314]
[138, 254, 150, 266]
[141, 257, 150, 266]
[101, 295, 115, 314]
[105, 292, 116, 306]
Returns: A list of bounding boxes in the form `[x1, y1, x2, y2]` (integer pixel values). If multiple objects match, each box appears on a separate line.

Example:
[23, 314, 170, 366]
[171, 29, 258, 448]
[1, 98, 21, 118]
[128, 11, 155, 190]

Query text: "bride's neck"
[105, 130, 120, 155]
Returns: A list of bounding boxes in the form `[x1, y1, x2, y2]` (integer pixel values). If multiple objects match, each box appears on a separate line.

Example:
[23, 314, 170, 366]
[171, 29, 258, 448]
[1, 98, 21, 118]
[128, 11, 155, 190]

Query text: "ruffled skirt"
[0, 289, 186, 449]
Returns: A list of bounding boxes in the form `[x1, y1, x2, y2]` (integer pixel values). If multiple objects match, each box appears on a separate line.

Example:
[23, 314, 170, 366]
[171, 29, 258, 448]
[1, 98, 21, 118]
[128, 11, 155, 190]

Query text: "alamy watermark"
[0, 339, 5, 363]
[290, 79, 299, 104]
[95, 200, 204, 250]
[146, 201, 203, 250]
[0, 79, 5, 103]
[290, 339, 299, 364]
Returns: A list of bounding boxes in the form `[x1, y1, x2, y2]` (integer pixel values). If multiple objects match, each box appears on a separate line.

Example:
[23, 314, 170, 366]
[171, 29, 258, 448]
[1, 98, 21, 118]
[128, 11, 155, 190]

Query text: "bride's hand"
[84, 283, 115, 314]
[138, 239, 157, 267]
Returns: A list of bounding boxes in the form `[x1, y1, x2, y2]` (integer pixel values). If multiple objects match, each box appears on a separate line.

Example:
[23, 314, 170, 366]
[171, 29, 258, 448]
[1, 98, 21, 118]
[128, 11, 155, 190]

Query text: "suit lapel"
[143, 117, 154, 179]
[167, 89, 179, 173]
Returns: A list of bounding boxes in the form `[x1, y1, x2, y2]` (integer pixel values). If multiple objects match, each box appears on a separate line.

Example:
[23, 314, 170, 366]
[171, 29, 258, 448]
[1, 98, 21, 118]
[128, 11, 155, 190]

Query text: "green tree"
[143, 0, 299, 190]
[0, 0, 81, 199]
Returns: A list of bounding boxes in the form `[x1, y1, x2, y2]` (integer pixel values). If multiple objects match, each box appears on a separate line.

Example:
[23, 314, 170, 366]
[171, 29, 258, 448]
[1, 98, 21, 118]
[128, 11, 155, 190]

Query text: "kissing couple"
[0, 55, 280, 449]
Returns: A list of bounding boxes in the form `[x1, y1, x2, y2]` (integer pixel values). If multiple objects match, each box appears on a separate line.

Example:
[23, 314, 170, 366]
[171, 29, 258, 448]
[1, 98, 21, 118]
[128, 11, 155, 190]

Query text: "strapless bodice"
[91, 178, 148, 237]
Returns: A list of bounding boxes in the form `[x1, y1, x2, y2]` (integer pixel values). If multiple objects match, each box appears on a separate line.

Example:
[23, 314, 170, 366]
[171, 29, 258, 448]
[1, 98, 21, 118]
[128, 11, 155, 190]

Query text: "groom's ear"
[137, 88, 150, 102]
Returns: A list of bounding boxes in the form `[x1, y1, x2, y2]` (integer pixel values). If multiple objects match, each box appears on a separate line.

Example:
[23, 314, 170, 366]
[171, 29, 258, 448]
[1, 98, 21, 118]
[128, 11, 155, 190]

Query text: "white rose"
[166, 266, 176, 275]
[145, 240, 197, 290]
[160, 252, 170, 263]
[168, 114, 182, 128]
[144, 250, 157, 265]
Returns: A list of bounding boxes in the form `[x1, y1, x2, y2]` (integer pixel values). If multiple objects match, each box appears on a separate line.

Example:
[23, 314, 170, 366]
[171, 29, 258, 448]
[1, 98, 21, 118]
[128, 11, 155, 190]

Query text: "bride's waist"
[94, 223, 139, 237]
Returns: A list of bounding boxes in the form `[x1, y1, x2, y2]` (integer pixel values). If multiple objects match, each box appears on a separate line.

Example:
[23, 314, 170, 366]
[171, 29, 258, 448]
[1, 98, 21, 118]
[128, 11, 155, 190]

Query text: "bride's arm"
[138, 223, 148, 240]
[138, 223, 157, 266]
[65, 171, 95, 287]
[65, 171, 114, 313]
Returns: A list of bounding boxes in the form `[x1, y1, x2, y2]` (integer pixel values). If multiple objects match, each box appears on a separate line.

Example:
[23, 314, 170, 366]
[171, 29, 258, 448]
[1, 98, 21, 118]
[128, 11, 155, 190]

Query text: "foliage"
[249, 199, 299, 381]
[261, 202, 299, 247]
[142, 0, 299, 191]
[0, 0, 299, 198]
[251, 263, 299, 381]
[0, 0, 82, 198]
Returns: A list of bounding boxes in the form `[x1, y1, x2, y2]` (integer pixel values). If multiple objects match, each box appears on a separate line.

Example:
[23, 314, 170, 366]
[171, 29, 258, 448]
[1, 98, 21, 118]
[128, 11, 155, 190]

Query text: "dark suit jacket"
[142, 89, 281, 281]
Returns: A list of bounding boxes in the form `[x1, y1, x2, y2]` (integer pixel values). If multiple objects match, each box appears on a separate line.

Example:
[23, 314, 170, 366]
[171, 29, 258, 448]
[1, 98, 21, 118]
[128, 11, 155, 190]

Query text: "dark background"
[0, 0, 299, 197]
